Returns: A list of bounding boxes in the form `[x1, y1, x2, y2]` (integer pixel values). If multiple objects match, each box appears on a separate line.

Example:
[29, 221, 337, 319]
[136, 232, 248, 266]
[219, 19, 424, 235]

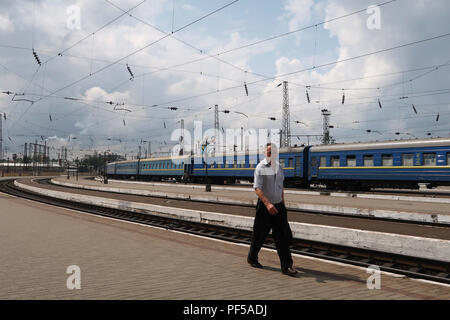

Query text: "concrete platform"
[51, 176, 450, 225]
[0, 192, 449, 299]
[15, 179, 450, 263]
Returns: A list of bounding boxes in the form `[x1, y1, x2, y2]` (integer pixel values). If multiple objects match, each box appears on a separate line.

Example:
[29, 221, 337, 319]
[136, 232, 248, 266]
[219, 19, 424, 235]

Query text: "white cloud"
[0, 14, 13, 32]
[1, 0, 449, 158]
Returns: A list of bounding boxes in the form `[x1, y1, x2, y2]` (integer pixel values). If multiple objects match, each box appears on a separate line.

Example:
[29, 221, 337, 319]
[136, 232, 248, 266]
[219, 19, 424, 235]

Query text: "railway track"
[47, 178, 450, 229]
[1, 178, 449, 284]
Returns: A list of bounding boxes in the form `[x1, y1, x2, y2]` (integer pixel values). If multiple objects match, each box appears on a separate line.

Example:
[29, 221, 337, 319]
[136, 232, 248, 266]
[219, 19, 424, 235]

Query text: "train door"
[309, 156, 318, 178]
[294, 156, 301, 177]
[183, 157, 194, 178]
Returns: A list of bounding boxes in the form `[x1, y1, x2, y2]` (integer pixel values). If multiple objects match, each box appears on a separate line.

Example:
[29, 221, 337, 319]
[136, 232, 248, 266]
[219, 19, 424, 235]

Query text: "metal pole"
[103, 151, 108, 184]
[204, 139, 211, 192]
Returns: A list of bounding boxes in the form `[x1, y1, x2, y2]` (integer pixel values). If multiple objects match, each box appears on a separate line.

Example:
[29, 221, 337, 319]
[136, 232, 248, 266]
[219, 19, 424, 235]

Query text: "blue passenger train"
[106, 137, 450, 190]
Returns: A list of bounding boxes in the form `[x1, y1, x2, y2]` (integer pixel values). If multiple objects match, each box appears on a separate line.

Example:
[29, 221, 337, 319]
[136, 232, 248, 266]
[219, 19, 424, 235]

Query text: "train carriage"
[190, 147, 305, 185]
[309, 138, 450, 190]
[105, 137, 450, 190]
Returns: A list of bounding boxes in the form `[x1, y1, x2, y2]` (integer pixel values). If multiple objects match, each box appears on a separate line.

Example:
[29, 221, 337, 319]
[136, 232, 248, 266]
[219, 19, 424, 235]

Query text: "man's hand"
[255, 188, 278, 215]
[266, 203, 278, 215]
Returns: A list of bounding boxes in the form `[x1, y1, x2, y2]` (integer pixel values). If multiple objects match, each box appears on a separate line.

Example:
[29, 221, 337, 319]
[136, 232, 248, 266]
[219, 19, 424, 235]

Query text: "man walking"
[247, 143, 297, 276]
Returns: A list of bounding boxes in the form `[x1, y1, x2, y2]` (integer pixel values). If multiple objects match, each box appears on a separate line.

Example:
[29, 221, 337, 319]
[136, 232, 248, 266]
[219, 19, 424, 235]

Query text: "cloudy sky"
[0, 0, 449, 159]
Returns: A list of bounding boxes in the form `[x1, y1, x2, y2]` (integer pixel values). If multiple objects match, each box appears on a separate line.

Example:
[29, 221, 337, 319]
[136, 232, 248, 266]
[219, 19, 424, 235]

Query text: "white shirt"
[253, 158, 284, 204]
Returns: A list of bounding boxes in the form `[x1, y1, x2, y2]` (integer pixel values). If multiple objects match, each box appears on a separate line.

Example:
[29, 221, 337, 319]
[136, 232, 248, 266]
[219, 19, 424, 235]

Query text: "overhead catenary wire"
[43, 0, 148, 65]
[104, 0, 399, 90]
[135, 32, 450, 110]
[26, 0, 241, 113]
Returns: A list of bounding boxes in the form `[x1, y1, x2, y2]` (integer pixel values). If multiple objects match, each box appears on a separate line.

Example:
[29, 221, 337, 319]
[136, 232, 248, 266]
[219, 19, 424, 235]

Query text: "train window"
[331, 156, 339, 167]
[447, 153, 450, 166]
[363, 155, 374, 167]
[320, 156, 326, 167]
[296, 157, 301, 168]
[233, 160, 237, 168]
[382, 155, 393, 166]
[288, 158, 293, 168]
[402, 154, 414, 166]
[346, 155, 356, 167]
[423, 153, 437, 166]
[280, 159, 286, 168]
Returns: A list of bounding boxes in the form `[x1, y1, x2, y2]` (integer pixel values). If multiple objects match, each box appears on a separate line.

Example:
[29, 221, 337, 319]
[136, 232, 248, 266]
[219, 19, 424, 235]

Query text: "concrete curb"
[105, 179, 450, 204]
[17, 180, 450, 263]
[52, 178, 450, 225]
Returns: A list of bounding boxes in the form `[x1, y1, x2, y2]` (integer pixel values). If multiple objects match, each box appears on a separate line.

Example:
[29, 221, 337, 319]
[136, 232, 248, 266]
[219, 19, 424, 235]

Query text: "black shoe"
[247, 259, 263, 269]
[281, 267, 298, 277]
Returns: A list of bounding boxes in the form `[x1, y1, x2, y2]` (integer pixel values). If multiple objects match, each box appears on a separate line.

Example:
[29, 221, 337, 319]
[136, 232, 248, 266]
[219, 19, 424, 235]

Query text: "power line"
[25, 0, 240, 112]
[126, 0, 399, 84]
[44, 0, 148, 64]
[138, 32, 450, 109]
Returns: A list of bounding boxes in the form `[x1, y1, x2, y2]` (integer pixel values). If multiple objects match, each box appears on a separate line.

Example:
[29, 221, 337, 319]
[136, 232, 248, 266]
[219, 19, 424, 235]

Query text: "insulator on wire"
[306, 90, 310, 104]
[164, 122, 166, 129]
[412, 104, 417, 114]
[378, 99, 382, 109]
[123, 119, 126, 126]
[49, 114, 52, 122]
[126, 64, 134, 79]
[32, 49, 41, 66]
[3, 113, 6, 120]
[169, 107, 178, 110]
[244, 82, 249, 96]
[342, 91, 345, 105]
[436, 113, 440, 122]
[269, 117, 276, 121]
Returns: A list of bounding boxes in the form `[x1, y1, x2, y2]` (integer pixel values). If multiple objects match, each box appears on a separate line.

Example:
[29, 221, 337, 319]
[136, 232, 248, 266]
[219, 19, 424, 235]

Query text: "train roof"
[310, 137, 450, 152]
[109, 154, 190, 165]
[191, 146, 306, 159]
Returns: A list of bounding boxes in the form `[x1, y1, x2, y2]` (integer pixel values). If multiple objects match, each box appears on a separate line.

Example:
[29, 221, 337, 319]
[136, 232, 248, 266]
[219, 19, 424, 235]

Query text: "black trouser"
[248, 200, 293, 270]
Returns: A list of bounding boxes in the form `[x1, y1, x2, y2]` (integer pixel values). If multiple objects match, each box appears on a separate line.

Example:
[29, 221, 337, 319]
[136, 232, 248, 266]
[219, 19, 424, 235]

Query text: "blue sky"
[0, 0, 449, 159]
